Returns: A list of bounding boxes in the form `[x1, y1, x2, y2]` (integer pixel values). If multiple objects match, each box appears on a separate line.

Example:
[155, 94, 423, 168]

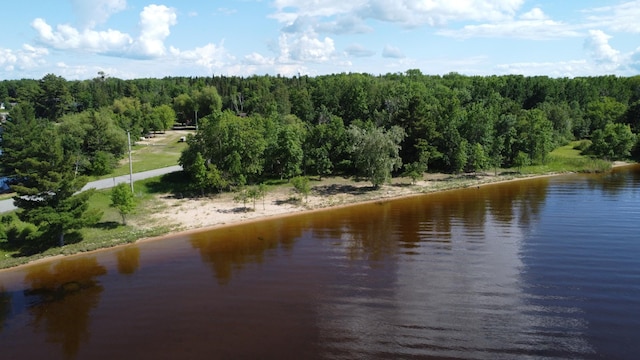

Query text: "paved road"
[0, 165, 182, 214]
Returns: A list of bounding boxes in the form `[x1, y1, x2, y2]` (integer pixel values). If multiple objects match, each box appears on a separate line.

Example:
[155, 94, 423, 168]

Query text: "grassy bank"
[520, 141, 612, 174]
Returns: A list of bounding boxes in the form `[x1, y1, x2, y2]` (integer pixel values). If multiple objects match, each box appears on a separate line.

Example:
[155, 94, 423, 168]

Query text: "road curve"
[0, 165, 183, 214]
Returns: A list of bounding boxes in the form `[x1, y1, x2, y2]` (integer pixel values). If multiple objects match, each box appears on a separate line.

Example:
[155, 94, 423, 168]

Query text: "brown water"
[1, 167, 639, 359]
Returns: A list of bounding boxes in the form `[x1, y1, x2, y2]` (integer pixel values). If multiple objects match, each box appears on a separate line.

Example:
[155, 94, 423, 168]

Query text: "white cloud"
[0, 44, 48, 71]
[31, 18, 133, 53]
[585, 30, 621, 66]
[70, 0, 126, 29]
[382, 45, 405, 58]
[133, 5, 177, 58]
[171, 42, 233, 73]
[31, 5, 178, 59]
[519, 7, 547, 20]
[364, 0, 522, 27]
[438, 8, 580, 40]
[278, 31, 335, 62]
[244, 52, 275, 65]
[316, 16, 373, 34]
[584, 1, 640, 33]
[345, 44, 375, 57]
[273, 0, 525, 28]
[272, 0, 358, 20]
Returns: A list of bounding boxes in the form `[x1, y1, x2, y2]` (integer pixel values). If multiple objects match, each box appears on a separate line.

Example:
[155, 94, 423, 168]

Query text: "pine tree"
[1, 104, 101, 247]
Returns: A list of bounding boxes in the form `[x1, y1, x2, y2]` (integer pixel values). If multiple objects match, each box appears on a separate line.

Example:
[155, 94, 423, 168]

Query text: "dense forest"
[1, 71, 638, 178]
[1, 70, 639, 246]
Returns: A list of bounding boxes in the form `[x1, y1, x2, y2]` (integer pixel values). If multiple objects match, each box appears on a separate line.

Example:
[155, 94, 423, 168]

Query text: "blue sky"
[1, 0, 639, 80]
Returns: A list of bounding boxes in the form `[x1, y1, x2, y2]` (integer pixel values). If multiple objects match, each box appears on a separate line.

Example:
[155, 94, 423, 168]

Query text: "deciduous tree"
[111, 183, 135, 225]
[348, 124, 406, 187]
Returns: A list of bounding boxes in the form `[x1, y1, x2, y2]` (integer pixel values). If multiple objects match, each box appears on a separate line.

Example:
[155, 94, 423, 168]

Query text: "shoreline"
[1, 163, 636, 273]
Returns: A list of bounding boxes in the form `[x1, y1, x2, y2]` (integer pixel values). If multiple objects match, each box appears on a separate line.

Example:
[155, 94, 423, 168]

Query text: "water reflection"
[190, 221, 302, 284]
[0, 286, 10, 333]
[584, 164, 640, 196]
[24, 257, 107, 359]
[0, 169, 637, 359]
[305, 177, 593, 358]
[115, 246, 140, 275]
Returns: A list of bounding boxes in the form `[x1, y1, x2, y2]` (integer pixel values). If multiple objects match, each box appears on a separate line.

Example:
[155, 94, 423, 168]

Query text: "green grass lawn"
[519, 141, 611, 174]
[93, 130, 191, 179]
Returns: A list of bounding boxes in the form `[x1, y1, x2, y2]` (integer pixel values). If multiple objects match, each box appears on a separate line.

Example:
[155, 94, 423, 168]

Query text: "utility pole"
[127, 131, 134, 193]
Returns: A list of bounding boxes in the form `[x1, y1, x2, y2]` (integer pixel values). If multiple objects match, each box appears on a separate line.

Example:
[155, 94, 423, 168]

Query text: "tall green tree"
[58, 108, 127, 176]
[265, 116, 306, 180]
[37, 74, 73, 121]
[112, 97, 144, 135]
[348, 124, 406, 187]
[1, 105, 101, 246]
[152, 104, 176, 132]
[180, 111, 267, 185]
[515, 109, 554, 164]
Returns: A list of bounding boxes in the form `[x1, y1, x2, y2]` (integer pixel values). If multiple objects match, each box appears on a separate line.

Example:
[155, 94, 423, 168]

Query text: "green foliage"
[265, 117, 306, 179]
[233, 186, 250, 211]
[90, 151, 117, 176]
[514, 151, 530, 173]
[3, 71, 640, 185]
[110, 183, 136, 225]
[588, 123, 636, 160]
[150, 104, 176, 132]
[348, 124, 406, 187]
[180, 111, 267, 185]
[190, 152, 208, 196]
[257, 183, 268, 210]
[291, 176, 311, 202]
[515, 109, 555, 164]
[57, 108, 127, 176]
[466, 143, 489, 172]
[403, 162, 426, 184]
[1, 106, 102, 247]
[112, 97, 144, 135]
[573, 140, 591, 152]
[246, 185, 264, 210]
[586, 97, 627, 133]
[36, 73, 73, 121]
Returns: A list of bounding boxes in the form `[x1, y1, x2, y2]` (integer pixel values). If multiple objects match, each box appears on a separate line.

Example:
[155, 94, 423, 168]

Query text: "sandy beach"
[142, 160, 635, 236]
[142, 172, 552, 235]
[1, 162, 634, 272]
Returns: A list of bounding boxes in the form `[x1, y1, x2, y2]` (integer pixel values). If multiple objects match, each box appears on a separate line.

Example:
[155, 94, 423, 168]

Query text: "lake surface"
[1, 166, 639, 359]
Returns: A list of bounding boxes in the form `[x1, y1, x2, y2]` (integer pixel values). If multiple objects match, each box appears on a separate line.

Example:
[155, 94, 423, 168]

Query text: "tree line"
[1, 71, 638, 175]
[1, 70, 639, 249]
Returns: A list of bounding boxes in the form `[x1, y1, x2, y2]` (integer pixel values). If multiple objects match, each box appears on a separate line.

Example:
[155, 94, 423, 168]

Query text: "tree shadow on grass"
[90, 221, 120, 230]
[143, 171, 191, 196]
[2, 229, 85, 257]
